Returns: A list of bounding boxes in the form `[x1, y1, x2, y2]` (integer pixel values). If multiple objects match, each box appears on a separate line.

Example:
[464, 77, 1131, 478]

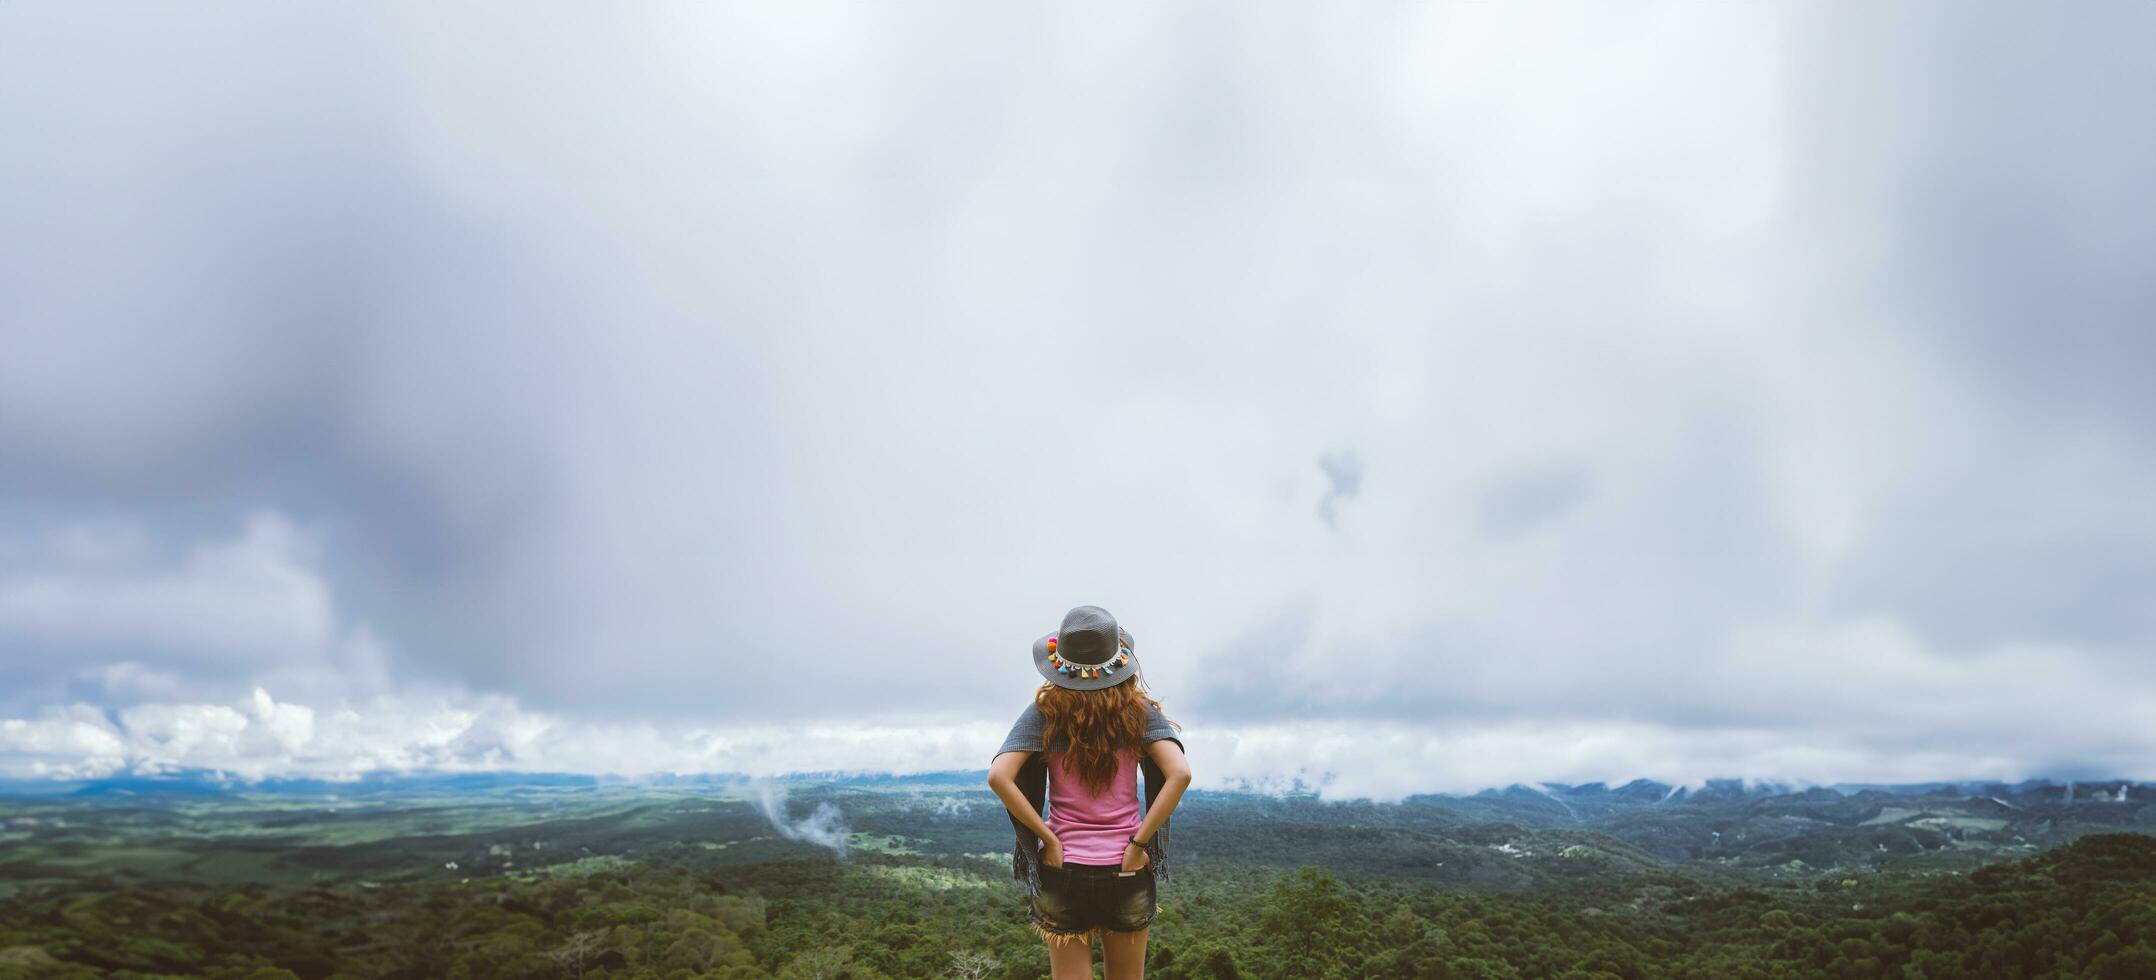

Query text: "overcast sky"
[3, 2, 2152, 799]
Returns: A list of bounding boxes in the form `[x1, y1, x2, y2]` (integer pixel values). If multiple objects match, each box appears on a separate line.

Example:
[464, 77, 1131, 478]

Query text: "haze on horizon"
[3, 1, 2153, 801]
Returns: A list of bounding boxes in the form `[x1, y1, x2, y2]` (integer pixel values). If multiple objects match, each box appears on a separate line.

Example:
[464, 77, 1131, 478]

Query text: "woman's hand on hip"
[1120, 841, 1150, 872]
[1040, 836, 1065, 869]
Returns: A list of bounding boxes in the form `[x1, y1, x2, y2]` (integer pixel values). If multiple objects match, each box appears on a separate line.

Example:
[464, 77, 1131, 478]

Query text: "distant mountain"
[4, 767, 2148, 812]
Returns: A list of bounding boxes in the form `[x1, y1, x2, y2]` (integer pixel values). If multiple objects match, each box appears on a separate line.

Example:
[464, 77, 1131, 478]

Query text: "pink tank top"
[1044, 744, 1143, 865]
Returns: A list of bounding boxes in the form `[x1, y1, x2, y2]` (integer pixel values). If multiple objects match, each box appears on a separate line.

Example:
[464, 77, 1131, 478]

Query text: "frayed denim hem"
[1029, 902, 1161, 948]
[1030, 918, 1100, 948]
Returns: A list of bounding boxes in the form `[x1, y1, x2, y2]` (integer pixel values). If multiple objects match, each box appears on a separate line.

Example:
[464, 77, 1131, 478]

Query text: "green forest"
[2, 776, 2152, 979]
[5, 834, 2155, 979]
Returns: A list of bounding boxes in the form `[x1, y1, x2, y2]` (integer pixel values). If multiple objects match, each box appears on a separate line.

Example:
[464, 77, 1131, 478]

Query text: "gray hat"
[1033, 605, 1139, 690]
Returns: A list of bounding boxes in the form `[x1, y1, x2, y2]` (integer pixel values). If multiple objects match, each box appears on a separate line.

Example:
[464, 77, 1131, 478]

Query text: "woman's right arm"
[987, 750, 1063, 867]
[1132, 739, 1191, 845]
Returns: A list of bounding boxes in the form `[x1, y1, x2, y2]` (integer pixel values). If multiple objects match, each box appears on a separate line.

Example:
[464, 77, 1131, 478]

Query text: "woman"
[988, 605, 1192, 980]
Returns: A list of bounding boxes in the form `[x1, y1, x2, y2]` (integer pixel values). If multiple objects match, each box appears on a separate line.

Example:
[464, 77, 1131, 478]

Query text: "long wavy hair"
[1035, 678, 1179, 795]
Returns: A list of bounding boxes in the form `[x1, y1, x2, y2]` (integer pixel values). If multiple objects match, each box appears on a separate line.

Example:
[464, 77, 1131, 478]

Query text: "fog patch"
[899, 791, 973, 817]
[753, 781, 851, 858]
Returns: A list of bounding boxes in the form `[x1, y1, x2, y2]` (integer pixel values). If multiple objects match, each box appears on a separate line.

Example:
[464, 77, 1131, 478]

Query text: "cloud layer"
[3, 1, 2153, 793]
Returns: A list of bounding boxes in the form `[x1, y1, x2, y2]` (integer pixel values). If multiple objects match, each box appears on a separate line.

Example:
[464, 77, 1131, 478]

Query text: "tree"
[547, 929, 608, 979]
[1258, 866, 1355, 973]
[778, 944, 888, 980]
[944, 948, 999, 979]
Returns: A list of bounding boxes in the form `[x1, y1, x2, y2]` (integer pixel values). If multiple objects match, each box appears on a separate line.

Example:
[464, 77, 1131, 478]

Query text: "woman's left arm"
[1124, 739, 1191, 870]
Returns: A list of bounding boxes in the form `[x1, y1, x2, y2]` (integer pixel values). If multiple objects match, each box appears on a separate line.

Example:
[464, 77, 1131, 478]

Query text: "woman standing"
[988, 605, 1192, 980]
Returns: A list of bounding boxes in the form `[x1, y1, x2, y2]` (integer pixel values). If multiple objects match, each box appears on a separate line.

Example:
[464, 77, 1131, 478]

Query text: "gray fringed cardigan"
[994, 702, 1185, 898]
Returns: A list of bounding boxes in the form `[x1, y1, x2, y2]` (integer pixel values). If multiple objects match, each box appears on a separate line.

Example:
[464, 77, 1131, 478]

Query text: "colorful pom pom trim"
[1045, 636, 1133, 680]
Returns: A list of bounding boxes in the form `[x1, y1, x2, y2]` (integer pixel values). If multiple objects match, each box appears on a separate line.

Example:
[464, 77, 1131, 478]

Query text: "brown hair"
[1035, 679, 1179, 795]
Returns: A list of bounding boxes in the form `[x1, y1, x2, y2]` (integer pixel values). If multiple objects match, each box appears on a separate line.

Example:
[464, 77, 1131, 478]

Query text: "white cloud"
[0, 706, 131, 779]
[4, 656, 2151, 794]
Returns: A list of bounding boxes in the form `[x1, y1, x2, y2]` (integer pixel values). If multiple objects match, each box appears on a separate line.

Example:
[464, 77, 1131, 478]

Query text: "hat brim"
[1033, 627, 1139, 691]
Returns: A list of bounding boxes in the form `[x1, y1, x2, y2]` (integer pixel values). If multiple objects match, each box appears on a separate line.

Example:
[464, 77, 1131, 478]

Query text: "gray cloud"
[1477, 462, 1595, 541]
[2, 1, 2153, 787]
[1315, 449, 1364, 529]
[1780, 0, 2156, 659]
[1865, 3, 2156, 440]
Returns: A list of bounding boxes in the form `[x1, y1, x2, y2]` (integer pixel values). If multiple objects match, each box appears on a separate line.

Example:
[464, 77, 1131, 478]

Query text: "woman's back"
[1045, 744, 1142, 864]
[985, 604, 1194, 979]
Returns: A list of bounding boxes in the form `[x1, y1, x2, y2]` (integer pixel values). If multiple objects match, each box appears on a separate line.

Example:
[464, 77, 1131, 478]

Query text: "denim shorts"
[1028, 859, 1158, 945]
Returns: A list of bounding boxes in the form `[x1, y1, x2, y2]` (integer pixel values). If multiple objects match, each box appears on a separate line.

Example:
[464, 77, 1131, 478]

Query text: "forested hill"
[1, 775, 2152, 978]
